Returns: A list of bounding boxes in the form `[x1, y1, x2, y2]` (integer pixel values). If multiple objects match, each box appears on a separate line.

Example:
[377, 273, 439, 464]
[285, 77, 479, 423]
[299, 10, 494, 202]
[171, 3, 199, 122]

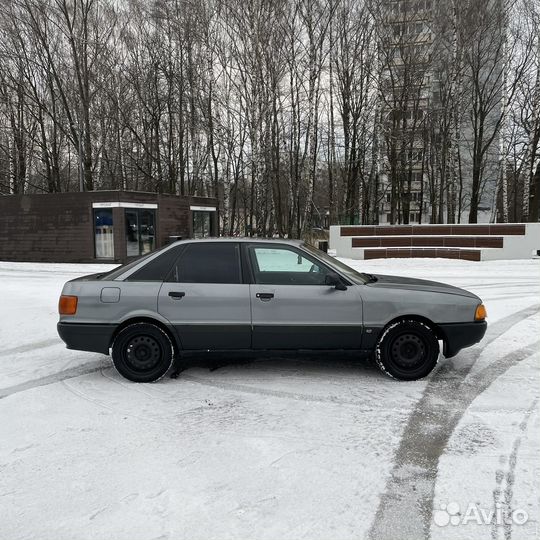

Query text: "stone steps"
[329, 223, 540, 261]
[340, 224, 525, 237]
[351, 236, 504, 249]
[362, 247, 485, 261]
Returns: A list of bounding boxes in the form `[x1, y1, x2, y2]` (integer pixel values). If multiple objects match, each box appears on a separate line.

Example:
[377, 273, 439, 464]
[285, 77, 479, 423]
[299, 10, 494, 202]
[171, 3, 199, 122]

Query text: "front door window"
[249, 246, 330, 285]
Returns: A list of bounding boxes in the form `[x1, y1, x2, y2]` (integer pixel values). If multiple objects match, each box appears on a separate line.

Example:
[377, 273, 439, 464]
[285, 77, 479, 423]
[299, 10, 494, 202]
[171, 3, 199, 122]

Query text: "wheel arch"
[380, 314, 444, 341]
[109, 316, 180, 354]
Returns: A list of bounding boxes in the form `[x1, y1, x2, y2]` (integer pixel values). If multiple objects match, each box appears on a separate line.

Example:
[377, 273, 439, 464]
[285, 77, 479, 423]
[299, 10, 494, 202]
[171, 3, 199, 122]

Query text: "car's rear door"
[158, 242, 251, 350]
[246, 243, 363, 350]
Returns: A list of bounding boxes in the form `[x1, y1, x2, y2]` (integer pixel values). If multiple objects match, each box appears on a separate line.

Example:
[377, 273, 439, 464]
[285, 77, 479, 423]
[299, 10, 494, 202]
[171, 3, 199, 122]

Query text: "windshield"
[302, 244, 368, 284]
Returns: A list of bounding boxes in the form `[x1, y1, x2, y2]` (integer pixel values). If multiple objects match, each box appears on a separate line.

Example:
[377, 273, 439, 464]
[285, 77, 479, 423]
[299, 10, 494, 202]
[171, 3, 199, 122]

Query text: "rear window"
[97, 253, 153, 281]
[98, 245, 181, 281]
[126, 246, 183, 281]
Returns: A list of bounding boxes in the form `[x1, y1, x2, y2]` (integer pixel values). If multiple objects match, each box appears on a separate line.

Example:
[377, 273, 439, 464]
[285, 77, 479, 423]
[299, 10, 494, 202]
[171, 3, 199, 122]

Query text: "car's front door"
[246, 244, 364, 349]
[158, 242, 251, 350]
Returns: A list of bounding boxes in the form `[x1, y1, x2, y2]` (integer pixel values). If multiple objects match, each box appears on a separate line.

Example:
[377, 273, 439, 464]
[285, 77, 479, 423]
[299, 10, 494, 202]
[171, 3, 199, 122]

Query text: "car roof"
[173, 237, 305, 246]
[105, 237, 310, 281]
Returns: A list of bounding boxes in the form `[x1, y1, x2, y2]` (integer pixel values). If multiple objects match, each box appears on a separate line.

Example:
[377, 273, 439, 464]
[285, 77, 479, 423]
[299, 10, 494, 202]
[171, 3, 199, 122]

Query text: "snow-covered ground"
[1, 258, 539, 540]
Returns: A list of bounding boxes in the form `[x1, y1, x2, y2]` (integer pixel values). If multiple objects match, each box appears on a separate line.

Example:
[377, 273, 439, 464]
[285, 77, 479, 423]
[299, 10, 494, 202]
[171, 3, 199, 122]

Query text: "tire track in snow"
[368, 303, 540, 540]
[465, 282, 540, 291]
[60, 361, 385, 424]
[181, 372, 381, 408]
[0, 338, 60, 357]
[62, 369, 357, 451]
[491, 398, 538, 540]
[60, 368, 226, 427]
[0, 359, 107, 399]
[481, 293, 538, 302]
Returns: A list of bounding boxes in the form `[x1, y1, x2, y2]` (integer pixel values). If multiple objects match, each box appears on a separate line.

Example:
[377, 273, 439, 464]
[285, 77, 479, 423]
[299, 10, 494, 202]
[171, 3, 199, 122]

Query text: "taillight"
[59, 295, 78, 315]
[474, 304, 487, 321]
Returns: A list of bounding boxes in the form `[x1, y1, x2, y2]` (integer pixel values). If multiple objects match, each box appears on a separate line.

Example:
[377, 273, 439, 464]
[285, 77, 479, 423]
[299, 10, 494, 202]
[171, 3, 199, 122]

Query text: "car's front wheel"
[375, 320, 439, 380]
[111, 323, 174, 382]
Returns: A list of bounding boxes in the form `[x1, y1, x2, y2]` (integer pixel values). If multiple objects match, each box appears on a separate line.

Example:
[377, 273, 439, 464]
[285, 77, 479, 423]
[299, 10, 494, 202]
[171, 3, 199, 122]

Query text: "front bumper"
[57, 322, 116, 355]
[439, 320, 487, 358]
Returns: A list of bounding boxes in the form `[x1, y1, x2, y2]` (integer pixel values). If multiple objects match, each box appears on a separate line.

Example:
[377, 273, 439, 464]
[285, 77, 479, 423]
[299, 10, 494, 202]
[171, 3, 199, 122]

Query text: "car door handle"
[256, 292, 274, 300]
[168, 291, 186, 299]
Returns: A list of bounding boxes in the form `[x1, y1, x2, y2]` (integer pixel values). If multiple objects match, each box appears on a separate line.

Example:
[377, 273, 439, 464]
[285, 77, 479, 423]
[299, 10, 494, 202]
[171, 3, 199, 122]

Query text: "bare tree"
[0, 0, 538, 230]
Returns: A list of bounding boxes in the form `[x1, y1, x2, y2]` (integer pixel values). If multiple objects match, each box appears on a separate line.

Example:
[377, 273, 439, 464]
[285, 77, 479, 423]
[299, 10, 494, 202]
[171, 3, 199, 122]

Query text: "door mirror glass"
[325, 272, 347, 290]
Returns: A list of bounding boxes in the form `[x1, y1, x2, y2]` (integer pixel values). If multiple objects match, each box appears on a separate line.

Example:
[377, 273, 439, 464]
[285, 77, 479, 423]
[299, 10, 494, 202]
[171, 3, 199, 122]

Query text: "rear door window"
[167, 243, 242, 284]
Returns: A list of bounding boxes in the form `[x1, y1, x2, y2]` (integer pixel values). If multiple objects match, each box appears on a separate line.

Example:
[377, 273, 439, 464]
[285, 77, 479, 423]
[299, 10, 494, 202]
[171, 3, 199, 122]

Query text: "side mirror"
[325, 272, 347, 291]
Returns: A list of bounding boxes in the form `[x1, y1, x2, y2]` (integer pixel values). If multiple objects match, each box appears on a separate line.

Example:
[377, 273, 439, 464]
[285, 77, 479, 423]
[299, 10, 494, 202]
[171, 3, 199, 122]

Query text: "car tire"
[375, 319, 439, 381]
[111, 323, 174, 383]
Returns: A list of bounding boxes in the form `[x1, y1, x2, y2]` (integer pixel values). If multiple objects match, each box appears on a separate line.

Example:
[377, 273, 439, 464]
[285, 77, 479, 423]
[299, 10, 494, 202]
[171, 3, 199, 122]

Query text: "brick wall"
[0, 191, 217, 263]
[0, 192, 95, 263]
[156, 194, 191, 246]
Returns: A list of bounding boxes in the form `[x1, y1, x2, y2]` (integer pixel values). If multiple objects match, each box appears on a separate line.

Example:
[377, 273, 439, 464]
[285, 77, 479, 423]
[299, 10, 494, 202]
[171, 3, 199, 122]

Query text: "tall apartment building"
[377, 0, 503, 224]
[377, 0, 433, 224]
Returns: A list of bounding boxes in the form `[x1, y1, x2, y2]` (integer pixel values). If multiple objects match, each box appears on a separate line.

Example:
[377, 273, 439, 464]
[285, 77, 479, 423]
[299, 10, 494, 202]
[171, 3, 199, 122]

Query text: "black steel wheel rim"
[125, 335, 162, 371]
[390, 333, 426, 368]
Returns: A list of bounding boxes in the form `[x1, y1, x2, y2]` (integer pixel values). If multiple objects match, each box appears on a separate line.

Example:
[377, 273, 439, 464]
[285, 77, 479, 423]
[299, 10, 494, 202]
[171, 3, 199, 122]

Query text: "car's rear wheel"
[375, 320, 439, 380]
[111, 323, 174, 382]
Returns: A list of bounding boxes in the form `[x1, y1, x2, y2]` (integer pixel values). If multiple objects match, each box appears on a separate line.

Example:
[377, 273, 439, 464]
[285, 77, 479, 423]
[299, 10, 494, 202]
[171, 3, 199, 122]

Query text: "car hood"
[367, 273, 479, 299]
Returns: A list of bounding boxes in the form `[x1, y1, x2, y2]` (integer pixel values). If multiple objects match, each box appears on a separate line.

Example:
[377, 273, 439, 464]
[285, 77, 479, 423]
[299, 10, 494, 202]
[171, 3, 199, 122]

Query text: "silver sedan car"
[58, 239, 487, 382]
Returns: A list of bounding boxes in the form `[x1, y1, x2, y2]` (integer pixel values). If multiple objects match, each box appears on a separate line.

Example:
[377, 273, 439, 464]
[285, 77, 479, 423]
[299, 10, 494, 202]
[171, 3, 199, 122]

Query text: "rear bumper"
[440, 321, 487, 358]
[57, 322, 115, 355]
